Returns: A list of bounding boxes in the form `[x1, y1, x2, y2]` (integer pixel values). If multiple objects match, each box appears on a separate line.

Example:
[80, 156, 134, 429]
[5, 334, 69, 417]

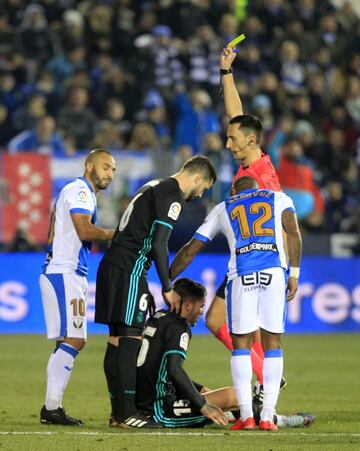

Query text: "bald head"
[85, 148, 113, 165]
[232, 176, 259, 195]
[84, 148, 116, 192]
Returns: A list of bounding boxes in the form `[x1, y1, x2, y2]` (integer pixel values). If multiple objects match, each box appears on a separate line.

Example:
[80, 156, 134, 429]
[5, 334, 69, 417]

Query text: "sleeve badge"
[168, 202, 181, 221]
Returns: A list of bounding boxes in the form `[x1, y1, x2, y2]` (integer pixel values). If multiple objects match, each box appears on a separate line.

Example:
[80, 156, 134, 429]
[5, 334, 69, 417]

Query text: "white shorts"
[39, 273, 88, 340]
[225, 267, 287, 334]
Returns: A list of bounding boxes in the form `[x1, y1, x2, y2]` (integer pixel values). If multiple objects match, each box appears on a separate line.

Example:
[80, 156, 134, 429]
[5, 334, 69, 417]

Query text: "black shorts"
[150, 386, 209, 428]
[95, 260, 150, 328]
[215, 275, 227, 299]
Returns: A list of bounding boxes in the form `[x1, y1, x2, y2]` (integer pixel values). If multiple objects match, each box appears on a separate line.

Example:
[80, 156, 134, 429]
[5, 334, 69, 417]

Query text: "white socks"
[231, 349, 253, 420]
[45, 343, 79, 410]
[261, 349, 283, 421]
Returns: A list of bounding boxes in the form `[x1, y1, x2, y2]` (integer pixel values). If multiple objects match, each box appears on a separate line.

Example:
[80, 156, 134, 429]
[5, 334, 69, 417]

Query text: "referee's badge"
[179, 332, 189, 351]
[168, 202, 181, 220]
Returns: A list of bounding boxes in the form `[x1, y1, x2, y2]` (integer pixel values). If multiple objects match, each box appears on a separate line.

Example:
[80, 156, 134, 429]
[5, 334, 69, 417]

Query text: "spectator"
[0, 103, 13, 147]
[58, 86, 97, 150]
[0, 10, 15, 63]
[12, 93, 47, 133]
[5, 226, 39, 251]
[173, 87, 221, 154]
[92, 120, 124, 150]
[60, 10, 85, 52]
[187, 24, 221, 94]
[33, 69, 60, 115]
[15, 3, 60, 82]
[151, 25, 184, 97]
[84, 4, 113, 55]
[321, 101, 358, 149]
[277, 40, 306, 94]
[0, 70, 21, 116]
[127, 122, 160, 152]
[251, 94, 274, 133]
[236, 43, 267, 86]
[8, 114, 68, 156]
[103, 97, 131, 140]
[344, 75, 360, 127]
[98, 66, 141, 122]
[276, 138, 325, 222]
[46, 46, 87, 88]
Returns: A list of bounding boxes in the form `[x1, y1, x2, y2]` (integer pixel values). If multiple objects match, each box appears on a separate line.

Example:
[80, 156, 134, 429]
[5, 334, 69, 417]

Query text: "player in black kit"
[133, 278, 315, 430]
[95, 156, 217, 427]
[135, 278, 230, 428]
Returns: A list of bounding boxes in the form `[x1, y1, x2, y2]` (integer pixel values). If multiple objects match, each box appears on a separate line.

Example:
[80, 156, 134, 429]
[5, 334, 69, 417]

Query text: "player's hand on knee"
[200, 403, 228, 426]
[162, 289, 181, 314]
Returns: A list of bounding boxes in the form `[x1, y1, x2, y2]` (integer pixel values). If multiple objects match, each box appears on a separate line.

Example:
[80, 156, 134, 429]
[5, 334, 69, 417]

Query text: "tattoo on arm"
[282, 210, 302, 267]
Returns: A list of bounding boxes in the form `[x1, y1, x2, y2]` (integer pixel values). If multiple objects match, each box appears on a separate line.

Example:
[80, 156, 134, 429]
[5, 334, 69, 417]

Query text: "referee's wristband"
[289, 267, 300, 278]
[220, 68, 232, 75]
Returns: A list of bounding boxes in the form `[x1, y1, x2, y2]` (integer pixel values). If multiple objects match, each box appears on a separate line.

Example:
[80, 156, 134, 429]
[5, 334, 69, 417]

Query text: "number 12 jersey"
[194, 188, 295, 279]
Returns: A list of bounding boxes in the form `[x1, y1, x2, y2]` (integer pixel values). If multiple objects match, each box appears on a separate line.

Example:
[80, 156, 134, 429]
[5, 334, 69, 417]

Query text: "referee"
[95, 155, 216, 427]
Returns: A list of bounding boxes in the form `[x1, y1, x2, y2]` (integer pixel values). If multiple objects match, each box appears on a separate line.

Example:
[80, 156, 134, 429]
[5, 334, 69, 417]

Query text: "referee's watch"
[220, 68, 233, 75]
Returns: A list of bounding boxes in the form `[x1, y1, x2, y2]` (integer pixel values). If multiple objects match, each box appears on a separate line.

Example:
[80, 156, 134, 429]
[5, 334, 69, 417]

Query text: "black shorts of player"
[151, 385, 210, 428]
[95, 260, 150, 329]
[215, 275, 227, 299]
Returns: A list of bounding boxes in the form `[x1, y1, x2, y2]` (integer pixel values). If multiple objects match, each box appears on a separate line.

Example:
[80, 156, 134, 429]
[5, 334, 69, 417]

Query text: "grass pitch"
[1, 334, 360, 450]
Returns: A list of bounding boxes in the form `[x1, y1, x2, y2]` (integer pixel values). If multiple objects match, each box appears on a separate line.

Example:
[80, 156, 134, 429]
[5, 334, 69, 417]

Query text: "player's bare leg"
[203, 387, 238, 411]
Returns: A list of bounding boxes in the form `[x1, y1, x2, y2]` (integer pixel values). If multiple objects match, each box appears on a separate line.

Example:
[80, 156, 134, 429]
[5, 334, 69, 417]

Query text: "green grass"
[1, 334, 360, 450]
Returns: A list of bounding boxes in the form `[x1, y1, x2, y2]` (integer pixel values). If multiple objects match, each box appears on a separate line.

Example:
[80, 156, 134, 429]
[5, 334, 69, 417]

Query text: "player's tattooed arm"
[170, 238, 206, 280]
[282, 209, 302, 301]
[282, 209, 302, 269]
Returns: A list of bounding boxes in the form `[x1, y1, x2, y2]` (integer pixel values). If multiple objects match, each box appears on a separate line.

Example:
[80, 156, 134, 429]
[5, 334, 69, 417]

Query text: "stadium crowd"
[0, 0, 359, 235]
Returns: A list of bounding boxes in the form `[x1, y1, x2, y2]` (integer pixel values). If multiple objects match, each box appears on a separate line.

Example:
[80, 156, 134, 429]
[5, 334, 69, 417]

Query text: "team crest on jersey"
[73, 319, 83, 329]
[77, 190, 88, 203]
[179, 332, 189, 351]
[168, 202, 181, 220]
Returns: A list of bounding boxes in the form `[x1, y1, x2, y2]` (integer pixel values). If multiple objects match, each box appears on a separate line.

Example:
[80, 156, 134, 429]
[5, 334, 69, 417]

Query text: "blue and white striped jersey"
[194, 189, 295, 279]
[42, 177, 97, 277]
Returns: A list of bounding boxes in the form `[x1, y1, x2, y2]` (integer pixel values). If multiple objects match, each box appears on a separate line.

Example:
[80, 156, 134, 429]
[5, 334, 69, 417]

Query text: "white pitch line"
[1, 431, 360, 437]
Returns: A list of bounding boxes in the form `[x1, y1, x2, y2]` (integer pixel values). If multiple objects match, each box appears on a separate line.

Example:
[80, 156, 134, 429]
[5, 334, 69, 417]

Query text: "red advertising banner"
[1, 153, 51, 243]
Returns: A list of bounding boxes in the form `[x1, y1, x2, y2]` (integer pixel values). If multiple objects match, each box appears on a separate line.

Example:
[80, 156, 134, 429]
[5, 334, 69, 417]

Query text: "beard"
[90, 169, 111, 190]
[185, 187, 199, 201]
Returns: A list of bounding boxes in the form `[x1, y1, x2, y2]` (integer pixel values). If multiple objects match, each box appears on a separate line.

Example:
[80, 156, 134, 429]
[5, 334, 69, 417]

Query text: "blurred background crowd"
[0, 0, 359, 249]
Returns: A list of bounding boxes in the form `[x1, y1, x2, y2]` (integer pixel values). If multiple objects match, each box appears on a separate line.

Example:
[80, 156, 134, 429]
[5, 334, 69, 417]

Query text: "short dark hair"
[85, 148, 113, 164]
[173, 278, 206, 304]
[182, 155, 217, 183]
[233, 176, 259, 194]
[229, 114, 263, 144]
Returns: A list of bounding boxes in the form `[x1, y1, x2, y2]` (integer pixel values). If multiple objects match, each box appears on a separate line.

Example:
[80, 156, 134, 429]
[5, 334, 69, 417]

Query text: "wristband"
[220, 68, 232, 75]
[289, 267, 300, 278]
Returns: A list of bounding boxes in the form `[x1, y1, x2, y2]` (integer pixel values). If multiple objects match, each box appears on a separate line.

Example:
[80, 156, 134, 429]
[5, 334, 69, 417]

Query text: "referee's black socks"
[116, 337, 142, 420]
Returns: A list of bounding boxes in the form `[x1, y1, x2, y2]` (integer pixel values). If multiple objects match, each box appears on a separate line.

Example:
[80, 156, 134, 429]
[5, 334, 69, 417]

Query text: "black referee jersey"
[103, 178, 185, 275]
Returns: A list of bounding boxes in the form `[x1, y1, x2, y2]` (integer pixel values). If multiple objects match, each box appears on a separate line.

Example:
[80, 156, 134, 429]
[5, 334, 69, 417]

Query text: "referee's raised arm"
[220, 46, 243, 118]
